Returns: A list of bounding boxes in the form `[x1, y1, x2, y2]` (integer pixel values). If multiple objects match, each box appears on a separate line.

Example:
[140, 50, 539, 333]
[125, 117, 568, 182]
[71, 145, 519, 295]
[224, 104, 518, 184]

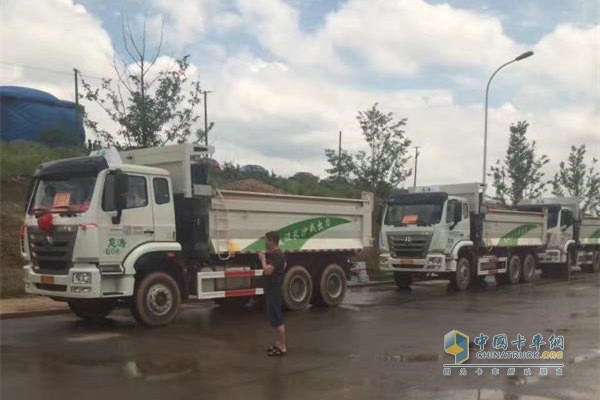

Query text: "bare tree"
[80, 16, 208, 149]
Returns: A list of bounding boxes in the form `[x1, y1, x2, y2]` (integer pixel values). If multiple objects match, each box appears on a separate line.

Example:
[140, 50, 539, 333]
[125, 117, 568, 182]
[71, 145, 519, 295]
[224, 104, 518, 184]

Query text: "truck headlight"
[72, 272, 92, 285]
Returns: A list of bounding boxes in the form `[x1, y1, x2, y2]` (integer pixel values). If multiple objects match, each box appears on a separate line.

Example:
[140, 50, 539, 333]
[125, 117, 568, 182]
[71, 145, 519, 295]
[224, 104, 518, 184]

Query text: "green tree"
[80, 18, 206, 149]
[490, 121, 549, 206]
[325, 103, 412, 244]
[550, 145, 600, 215]
[324, 148, 354, 182]
[325, 103, 412, 199]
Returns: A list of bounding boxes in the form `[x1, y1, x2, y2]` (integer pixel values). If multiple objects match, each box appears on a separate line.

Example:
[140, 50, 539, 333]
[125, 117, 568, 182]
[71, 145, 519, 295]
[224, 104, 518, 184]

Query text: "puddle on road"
[382, 353, 440, 362]
[570, 310, 600, 319]
[66, 332, 124, 343]
[569, 349, 600, 365]
[403, 387, 559, 400]
[124, 356, 198, 382]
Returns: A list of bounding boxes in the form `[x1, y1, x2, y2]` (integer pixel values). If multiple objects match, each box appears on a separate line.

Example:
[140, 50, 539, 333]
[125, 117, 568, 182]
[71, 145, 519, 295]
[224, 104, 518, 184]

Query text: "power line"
[0, 61, 104, 80]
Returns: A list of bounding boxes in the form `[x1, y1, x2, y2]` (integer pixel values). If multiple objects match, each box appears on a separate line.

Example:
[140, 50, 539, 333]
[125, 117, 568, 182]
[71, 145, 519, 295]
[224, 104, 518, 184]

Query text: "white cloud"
[1, 0, 598, 191]
[0, 0, 114, 99]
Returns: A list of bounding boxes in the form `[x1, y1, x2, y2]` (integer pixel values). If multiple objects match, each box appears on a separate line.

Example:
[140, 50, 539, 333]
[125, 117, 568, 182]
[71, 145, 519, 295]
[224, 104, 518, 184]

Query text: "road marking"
[67, 332, 124, 342]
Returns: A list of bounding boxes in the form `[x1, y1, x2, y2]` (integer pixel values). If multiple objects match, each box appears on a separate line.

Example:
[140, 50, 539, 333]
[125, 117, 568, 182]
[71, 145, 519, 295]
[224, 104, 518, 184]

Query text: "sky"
[1, 0, 598, 187]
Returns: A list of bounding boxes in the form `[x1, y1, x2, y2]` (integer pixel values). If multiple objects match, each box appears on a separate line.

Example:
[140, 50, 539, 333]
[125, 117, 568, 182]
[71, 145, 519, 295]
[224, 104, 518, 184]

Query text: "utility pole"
[73, 68, 81, 142]
[413, 146, 421, 187]
[73, 68, 79, 106]
[202, 90, 212, 146]
[338, 131, 342, 180]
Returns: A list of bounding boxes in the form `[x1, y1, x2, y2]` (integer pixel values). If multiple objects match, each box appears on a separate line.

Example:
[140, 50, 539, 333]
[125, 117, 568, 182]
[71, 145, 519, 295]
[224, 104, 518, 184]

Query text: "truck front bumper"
[23, 264, 133, 299]
[379, 253, 456, 273]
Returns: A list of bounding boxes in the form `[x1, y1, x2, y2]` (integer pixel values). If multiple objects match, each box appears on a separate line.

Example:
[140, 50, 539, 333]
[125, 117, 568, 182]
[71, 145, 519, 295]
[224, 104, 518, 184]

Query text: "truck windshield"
[384, 203, 444, 227]
[28, 175, 96, 215]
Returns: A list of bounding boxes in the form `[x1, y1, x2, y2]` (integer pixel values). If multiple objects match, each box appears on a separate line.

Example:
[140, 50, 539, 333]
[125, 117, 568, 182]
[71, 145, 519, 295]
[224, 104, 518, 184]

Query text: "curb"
[348, 280, 394, 288]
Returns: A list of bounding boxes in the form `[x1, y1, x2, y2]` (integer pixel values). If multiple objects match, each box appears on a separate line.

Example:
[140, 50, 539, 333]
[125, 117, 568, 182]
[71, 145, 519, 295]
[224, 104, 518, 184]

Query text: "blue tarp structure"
[0, 86, 85, 146]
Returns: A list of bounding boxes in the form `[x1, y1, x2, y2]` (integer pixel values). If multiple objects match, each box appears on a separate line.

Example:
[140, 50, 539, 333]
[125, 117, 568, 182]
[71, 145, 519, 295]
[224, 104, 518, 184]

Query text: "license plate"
[40, 275, 54, 284]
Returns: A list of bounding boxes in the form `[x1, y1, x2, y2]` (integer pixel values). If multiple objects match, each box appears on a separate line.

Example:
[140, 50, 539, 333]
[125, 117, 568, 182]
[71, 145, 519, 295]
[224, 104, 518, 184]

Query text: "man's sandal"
[267, 347, 287, 357]
[265, 346, 277, 352]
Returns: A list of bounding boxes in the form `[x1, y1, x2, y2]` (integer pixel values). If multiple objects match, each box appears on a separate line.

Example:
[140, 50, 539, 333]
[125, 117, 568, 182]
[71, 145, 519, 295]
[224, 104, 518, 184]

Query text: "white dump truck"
[517, 198, 600, 276]
[21, 144, 373, 326]
[379, 183, 547, 290]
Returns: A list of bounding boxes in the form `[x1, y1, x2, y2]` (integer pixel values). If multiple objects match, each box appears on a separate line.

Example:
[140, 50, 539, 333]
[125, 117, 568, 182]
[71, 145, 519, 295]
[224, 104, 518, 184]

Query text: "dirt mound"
[223, 179, 282, 194]
[1, 203, 25, 298]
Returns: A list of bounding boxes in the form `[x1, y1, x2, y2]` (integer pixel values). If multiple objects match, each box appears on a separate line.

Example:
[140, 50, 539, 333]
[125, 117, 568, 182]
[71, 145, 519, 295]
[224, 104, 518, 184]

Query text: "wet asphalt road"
[1, 274, 599, 400]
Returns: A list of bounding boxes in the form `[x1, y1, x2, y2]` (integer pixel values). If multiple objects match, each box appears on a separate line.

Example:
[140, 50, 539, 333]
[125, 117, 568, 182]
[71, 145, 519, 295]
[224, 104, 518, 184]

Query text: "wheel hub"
[289, 276, 307, 302]
[147, 283, 173, 316]
[326, 274, 342, 298]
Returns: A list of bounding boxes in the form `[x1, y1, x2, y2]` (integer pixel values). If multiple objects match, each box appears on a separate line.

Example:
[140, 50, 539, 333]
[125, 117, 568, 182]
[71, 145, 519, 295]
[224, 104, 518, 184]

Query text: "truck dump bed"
[211, 190, 373, 254]
[580, 216, 600, 246]
[482, 208, 547, 248]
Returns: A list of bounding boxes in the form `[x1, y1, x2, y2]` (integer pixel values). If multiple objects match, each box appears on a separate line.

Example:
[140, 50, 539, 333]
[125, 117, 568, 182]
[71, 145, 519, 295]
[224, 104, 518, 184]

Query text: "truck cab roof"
[108, 163, 170, 176]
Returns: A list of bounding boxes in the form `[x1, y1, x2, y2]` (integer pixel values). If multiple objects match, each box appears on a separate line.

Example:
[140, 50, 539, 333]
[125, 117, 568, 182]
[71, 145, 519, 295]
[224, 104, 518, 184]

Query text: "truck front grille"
[388, 234, 431, 258]
[28, 226, 77, 275]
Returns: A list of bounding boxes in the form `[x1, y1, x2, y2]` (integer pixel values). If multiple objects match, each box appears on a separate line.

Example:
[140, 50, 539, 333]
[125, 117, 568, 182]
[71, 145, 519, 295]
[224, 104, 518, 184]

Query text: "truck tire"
[394, 272, 412, 289]
[497, 255, 521, 285]
[520, 253, 537, 283]
[312, 263, 347, 307]
[450, 257, 471, 291]
[282, 265, 313, 311]
[68, 299, 117, 320]
[583, 250, 600, 273]
[131, 272, 181, 327]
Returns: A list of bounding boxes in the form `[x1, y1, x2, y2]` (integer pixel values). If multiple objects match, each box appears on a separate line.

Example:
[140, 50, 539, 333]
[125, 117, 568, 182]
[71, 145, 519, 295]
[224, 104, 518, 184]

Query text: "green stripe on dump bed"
[243, 217, 351, 252]
[497, 224, 538, 247]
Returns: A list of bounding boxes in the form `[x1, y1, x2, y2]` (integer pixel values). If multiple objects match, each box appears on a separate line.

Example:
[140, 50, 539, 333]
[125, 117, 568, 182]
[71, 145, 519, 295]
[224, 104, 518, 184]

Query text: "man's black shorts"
[265, 288, 284, 327]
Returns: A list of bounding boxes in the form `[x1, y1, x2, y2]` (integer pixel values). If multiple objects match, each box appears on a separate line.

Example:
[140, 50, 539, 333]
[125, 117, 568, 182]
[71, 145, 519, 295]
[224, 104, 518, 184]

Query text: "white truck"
[379, 183, 547, 290]
[21, 143, 373, 326]
[517, 198, 600, 277]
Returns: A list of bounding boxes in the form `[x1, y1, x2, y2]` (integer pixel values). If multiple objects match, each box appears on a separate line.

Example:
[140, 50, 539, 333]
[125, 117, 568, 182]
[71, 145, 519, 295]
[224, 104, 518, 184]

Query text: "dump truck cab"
[22, 156, 180, 300]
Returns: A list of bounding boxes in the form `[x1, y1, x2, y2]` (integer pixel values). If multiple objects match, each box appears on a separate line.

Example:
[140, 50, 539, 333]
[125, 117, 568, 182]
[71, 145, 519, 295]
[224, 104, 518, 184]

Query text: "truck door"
[151, 177, 176, 242]
[99, 173, 155, 266]
[445, 200, 469, 252]
[559, 209, 574, 245]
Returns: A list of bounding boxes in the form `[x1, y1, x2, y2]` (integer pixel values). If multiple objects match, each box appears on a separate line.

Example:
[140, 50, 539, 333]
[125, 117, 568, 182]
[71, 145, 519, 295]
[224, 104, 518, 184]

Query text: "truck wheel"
[282, 265, 313, 311]
[312, 263, 347, 307]
[68, 299, 117, 320]
[131, 272, 181, 327]
[450, 257, 471, 291]
[394, 272, 412, 289]
[520, 253, 537, 283]
[583, 251, 600, 273]
[593, 251, 600, 273]
[497, 255, 521, 285]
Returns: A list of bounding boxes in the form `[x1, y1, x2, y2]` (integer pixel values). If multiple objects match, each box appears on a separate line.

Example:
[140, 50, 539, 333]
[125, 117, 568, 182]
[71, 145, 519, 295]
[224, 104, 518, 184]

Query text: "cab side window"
[153, 178, 170, 205]
[102, 174, 148, 211]
[446, 200, 459, 223]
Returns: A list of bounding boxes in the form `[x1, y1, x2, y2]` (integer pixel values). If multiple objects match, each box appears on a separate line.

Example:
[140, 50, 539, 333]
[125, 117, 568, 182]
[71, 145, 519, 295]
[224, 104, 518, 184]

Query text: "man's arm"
[258, 252, 275, 276]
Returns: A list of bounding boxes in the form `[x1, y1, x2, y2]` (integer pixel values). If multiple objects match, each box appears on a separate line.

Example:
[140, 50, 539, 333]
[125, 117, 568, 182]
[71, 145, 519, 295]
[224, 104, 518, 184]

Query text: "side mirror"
[112, 170, 128, 224]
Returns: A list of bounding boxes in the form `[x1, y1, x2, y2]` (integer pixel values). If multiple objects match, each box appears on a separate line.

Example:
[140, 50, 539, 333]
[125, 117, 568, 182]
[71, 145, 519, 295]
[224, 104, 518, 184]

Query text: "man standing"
[258, 231, 287, 356]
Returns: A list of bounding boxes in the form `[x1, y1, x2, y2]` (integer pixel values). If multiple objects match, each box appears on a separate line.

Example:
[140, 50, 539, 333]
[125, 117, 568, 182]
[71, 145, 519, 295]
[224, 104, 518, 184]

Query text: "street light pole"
[482, 50, 534, 186]
[202, 90, 212, 146]
[413, 146, 421, 187]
